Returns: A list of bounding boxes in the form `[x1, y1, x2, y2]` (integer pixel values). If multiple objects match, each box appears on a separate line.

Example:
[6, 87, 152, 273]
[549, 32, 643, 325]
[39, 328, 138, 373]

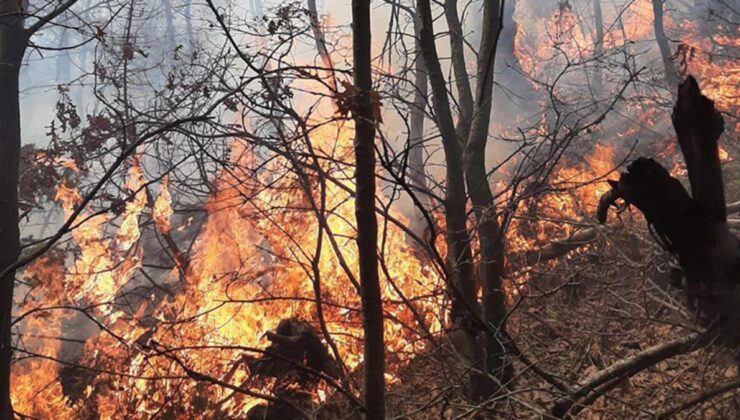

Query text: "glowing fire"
[15, 123, 446, 416]
[153, 175, 173, 235]
[12, 0, 738, 417]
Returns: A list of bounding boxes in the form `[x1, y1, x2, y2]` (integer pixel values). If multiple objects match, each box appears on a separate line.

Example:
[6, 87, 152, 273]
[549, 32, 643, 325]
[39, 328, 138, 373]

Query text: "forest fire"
[14, 123, 447, 416]
[5, 0, 739, 418]
[514, 0, 738, 116]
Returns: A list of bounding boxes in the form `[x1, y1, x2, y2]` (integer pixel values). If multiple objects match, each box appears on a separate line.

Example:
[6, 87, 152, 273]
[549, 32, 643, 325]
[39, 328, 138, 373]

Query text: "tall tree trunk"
[308, 0, 338, 94]
[56, 28, 71, 83]
[443, 0, 474, 142]
[651, 0, 679, 93]
[0, 5, 29, 416]
[351, 1, 385, 418]
[408, 11, 430, 225]
[416, 0, 482, 400]
[464, 0, 508, 397]
[592, 0, 604, 96]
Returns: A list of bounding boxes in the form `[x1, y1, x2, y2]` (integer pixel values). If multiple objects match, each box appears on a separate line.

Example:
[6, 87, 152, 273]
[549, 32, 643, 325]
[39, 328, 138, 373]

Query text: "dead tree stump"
[599, 76, 740, 341]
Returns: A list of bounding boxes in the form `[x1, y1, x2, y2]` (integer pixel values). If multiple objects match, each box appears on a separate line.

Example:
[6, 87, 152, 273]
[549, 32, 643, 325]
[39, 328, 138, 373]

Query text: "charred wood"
[599, 76, 740, 338]
[247, 318, 340, 381]
[245, 319, 341, 419]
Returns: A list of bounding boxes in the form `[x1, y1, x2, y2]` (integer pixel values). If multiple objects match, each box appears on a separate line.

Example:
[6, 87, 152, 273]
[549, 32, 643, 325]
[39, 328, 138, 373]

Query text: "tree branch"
[551, 332, 708, 417]
[25, 0, 79, 35]
[656, 376, 740, 419]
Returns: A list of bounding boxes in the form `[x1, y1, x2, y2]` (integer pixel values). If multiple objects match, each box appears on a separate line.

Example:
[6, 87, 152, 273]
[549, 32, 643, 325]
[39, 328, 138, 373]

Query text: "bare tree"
[0, 1, 79, 416]
[416, 0, 482, 400]
[352, 0, 385, 417]
[407, 9, 429, 216]
[652, 0, 679, 92]
[464, 0, 509, 395]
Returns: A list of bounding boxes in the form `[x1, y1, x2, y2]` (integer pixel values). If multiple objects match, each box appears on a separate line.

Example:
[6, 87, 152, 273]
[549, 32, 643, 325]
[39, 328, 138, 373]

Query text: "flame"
[514, 0, 738, 120]
[14, 121, 446, 416]
[153, 175, 173, 234]
[13, 1, 738, 416]
[514, 6, 591, 78]
[676, 20, 739, 121]
[13, 158, 152, 418]
[55, 159, 146, 305]
[508, 143, 618, 255]
[13, 256, 79, 418]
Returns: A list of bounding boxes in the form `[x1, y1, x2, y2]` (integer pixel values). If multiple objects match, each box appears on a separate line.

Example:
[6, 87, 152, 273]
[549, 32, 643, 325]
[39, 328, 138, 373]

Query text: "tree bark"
[416, 0, 484, 400]
[551, 332, 707, 417]
[184, 0, 194, 47]
[416, 0, 476, 325]
[0, 4, 29, 416]
[443, 0, 474, 142]
[651, 0, 679, 93]
[464, 0, 508, 397]
[599, 76, 739, 335]
[1, 1, 78, 415]
[408, 10, 430, 224]
[510, 226, 599, 266]
[728, 201, 740, 215]
[656, 376, 740, 419]
[351, 1, 385, 418]
[673, 78, 726, 223]
[163, 0, 177, 51]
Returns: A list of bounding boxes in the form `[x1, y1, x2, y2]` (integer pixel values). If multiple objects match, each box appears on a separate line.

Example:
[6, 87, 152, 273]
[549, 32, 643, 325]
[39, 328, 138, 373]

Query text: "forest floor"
[385, 158, 740, 419]
[381, 226, 738, 418]
[315, 159, 740, 419]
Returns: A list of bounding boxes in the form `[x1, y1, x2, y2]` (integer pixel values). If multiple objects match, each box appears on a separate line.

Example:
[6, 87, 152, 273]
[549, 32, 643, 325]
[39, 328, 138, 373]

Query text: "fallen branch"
[550, 332, 707, 417]
[509, 226, 601, 265]
[656, 376, 740, 419]
[729, 218, 740, 231]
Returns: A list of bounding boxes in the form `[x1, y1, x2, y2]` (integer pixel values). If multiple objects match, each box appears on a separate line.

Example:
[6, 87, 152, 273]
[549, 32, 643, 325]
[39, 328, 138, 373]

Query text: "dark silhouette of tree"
[0, 1, 79, 415]
[352, 0, 386, 418]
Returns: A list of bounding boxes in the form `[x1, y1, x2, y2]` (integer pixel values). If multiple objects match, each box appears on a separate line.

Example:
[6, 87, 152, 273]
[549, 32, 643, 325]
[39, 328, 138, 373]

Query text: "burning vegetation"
[3, 0, 739, 418]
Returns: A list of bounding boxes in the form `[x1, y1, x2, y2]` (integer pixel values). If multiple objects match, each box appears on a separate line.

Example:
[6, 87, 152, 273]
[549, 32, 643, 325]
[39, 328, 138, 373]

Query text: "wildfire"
[15, 121, 446, 417]
[153, 175, 173, 235]
[514, 0, 739, 120]
[507, 143, 618, 255]
[13, 256, 78, 418]
[514, 5, 591, 78]
[56, 159, 146, 306]
[677, 20, 740, 122]
[11, 0, 738, 417]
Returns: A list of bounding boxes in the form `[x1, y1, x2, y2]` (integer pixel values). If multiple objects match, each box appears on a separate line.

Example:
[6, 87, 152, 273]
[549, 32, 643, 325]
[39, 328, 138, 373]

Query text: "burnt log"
[599, 76, 740, 335]
[245, 318, 342, 419]
[248, 318, 341, 381]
